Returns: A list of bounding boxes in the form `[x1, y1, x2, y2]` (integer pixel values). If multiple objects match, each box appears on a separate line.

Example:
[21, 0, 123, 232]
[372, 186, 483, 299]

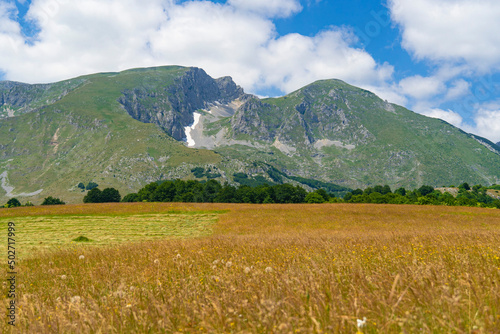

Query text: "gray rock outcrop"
[118, 67, 246, 141]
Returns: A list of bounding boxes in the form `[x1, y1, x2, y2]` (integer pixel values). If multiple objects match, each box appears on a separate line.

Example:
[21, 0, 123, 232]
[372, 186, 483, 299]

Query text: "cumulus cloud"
[419, 108, 464, 128]
[468, 103, 500, 142]
[389, 0, 500, 72]
[1, 0, 498, 142]
[445, 79, 470, 101]
[228, 0, 302, 18]
[256, 29, 394, 93]
[0, 0, 393, 97]
[398, 75, 446, 100]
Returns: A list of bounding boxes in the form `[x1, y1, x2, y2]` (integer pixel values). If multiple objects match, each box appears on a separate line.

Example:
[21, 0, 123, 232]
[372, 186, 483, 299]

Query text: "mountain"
[1, 66, 499, 204]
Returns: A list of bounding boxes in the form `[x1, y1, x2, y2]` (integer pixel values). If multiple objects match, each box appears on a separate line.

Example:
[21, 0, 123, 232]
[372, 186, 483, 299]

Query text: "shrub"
[305, 192, 325, 204]
[101, 188, 121, 203]
[42, 196, 65, 205]
[6, 198, 21, 208]
[122, 193, 139, 202]
[72, 236, 92, 242]
[417, 185, 434, 196]
[84, 188, 102, 203]
[85, 182, 99, 191]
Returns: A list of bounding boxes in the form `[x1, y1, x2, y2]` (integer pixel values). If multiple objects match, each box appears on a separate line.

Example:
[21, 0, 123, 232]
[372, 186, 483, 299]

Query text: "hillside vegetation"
[1, 66, 500, 205]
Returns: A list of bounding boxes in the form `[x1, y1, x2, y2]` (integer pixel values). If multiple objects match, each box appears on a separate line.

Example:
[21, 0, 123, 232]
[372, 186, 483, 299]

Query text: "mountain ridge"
[1, 66, 499, 204]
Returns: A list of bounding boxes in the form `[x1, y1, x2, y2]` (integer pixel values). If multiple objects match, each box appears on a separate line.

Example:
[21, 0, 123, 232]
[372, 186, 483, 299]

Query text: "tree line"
[342, 183, 500, 209]
[121, 180, 500, 208]
[3, 180, 499, 209]
[121, 179, 332, 204]
[2, 196, 65, 208]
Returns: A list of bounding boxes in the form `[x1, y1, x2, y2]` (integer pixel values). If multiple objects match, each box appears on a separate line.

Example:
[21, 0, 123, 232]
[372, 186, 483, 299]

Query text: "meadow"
[1, 203, 500, 333]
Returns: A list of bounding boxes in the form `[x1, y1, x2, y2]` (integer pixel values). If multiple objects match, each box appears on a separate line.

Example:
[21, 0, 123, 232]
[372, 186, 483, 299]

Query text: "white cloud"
[420, 108, 464, 128]
[256, 29, 394, 93]
[418, 102, 500, 143]
[0, 0, 393, 97]
[473, 112, 500, 143]
[398, 75, 446, 100]
[362, 84, 408, 106]
[228, 0, 302, 18]
[444, 79, 470, 101]
[467, 103, 500, 142]
[0, 2, 24, 59]
[389, 0, 500, 71]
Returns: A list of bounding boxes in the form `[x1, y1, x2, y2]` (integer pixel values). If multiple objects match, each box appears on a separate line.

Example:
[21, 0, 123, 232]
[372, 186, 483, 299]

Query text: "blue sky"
[1, 0, 499, 142]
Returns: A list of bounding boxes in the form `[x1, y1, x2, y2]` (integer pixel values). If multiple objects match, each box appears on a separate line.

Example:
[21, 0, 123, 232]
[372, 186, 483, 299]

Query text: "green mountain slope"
[0, 67, 221, 204]
[1, 66, 499, 204]
[196, 79, 500, 190]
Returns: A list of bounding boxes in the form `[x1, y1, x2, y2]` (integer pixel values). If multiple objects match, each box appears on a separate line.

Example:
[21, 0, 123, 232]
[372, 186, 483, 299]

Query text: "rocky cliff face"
[118, 67, 246, 141]
[230, 98, 278, 142]
[0, 80, 85, 115]
[227, 80, 376, 149]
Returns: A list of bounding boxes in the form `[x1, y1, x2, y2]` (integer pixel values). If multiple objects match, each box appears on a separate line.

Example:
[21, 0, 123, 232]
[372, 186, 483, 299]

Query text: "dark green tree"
[101, 188, 121, 203]
[368, 192, 387, 204]
[417, 185, 434, 196]
[41, 197, 65, 205]
[352, 189, 363, 196]
[215, 185, 237, 203]
[6, 198, 21, 208]
[86, 182, 99, 191]
[314, 189, 330, 202]
[83, 188, 102, 203]
[202, 180, 222, 203]
[343, 192, 353, 201]
[363, 187, 374, 196]
[381, 185, 392, 195]
[152, 181, 176, 202]
[122, 193, 139, 202]
[274, 184, 296, 203]
[305, 192, 325, 203]
[394, 187, 406, 196]
[137, 182, 158, 202]
[373, 185, 384, 194]
[459, 182, 471, 191]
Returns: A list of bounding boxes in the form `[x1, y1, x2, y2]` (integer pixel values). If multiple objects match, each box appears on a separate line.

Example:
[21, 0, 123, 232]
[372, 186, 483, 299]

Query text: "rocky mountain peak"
[118, 67, 246, 141]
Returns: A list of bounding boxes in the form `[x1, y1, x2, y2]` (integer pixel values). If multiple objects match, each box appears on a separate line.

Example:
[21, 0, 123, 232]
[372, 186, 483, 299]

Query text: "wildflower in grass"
[357, 317, 367, 329]
[244, 267, 251, 274]
[265, 267, 273, 273]
[60, 275, 67, 280]
[226, 261, 232, 268]
[70, 296, 81, 303]
[79, 255, 85, 260]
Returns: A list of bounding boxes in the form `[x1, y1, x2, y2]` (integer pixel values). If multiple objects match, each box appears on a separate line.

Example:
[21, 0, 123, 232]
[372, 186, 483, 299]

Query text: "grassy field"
[1, 203, 500, 333]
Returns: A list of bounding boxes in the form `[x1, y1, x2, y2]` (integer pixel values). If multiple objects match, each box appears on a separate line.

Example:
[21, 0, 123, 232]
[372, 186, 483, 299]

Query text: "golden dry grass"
[1, 203, 500, 333]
